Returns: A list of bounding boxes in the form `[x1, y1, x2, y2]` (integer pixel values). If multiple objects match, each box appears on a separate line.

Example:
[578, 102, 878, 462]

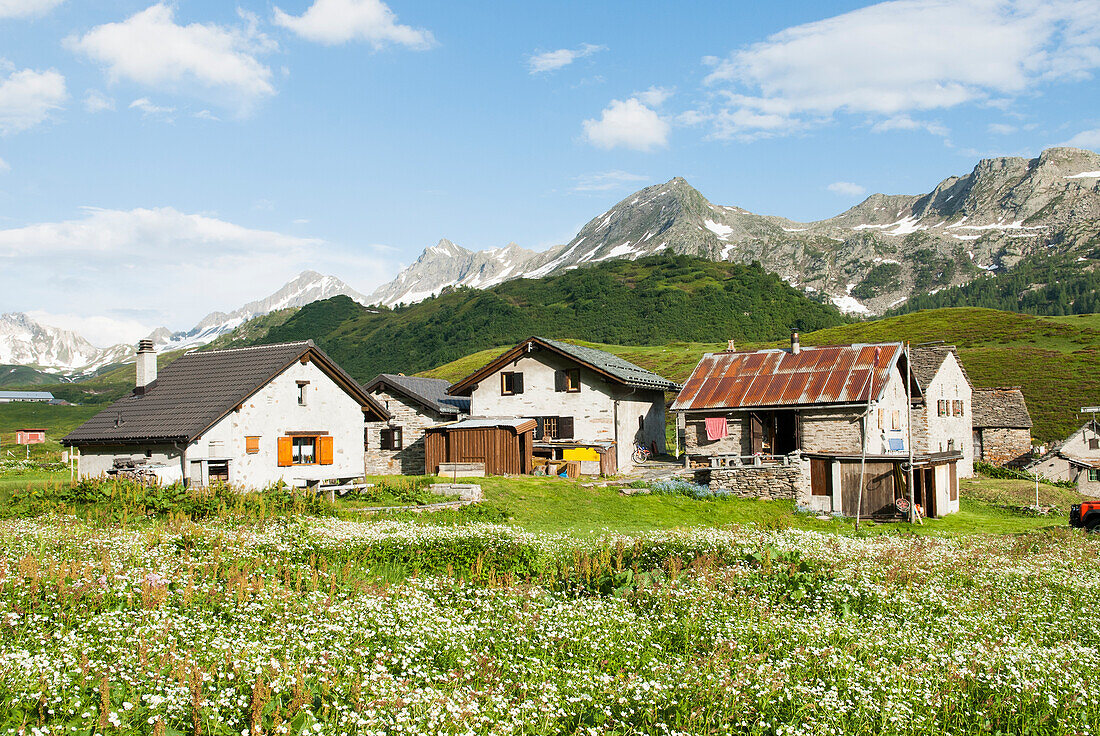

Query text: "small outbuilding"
[424, 418, 536, 476]
[15, 428, 46, 444]
[363, 374, 470, 474]
[972, 387, 1033, 467]
[1028, 421, 1100, 497]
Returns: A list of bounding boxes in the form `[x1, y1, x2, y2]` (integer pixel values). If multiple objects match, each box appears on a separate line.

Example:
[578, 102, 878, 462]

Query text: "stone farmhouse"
[446, 337, 680, 472]
[363, 374, 469, 475]
[672, 334, 963, 518]
[63, 340, 389, 488]
[1028, 421, 1100, 497]
[972, 387, 1034, 467]
[909, 345, 974, 477]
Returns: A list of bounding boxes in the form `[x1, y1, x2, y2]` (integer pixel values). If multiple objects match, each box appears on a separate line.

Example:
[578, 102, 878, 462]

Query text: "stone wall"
[697, 462, 807, 501]
[800, 409, 865, 454]
[684, 416, 745, 455]
[365, 389, 448, 475]
[978, 427, 1033, 467]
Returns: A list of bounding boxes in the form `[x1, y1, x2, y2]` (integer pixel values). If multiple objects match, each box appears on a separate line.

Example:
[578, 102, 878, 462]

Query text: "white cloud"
[0, 206, 394, 342]
[1062, 128, 1100, 149]
[827, 181, 867, 197]
[0, 0, 63, 19]
[988, 122, 1017, 135]
[527, 43, 603, 74]
[273, 0, 434, 49]
[635, 86, 672, 107]
[129, 97, 174, 120]
[67, 4, 276, 115]
[0, 66, 66, 134]
[870, 114, 948, 137]
[572, 170, 648, 192]
[25, 311, 153, 347]
[83, 89, 114, 113]
[0, 156, 9, 172]
[583, 95, 670, 151]
[703, 0, 1100, 139]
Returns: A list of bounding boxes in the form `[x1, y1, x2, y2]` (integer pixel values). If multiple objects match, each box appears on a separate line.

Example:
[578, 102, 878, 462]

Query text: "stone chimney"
[790, 332, 800, 355]
[136, 339, 156, 392]
[726, 339, 736, 352]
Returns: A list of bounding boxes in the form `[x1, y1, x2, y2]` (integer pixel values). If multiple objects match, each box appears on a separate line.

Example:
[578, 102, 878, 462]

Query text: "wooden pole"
[906, 342, 917, 524]
[855, 347, 880, 531]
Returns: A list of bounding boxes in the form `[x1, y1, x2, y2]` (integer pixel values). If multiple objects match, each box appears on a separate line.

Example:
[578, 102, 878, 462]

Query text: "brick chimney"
[136, 339, 156, 393]
[790, 332, 800, 355]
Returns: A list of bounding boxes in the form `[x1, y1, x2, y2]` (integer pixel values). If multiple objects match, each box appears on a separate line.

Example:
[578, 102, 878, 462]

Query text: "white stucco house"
[910, 345, 974, 478]
[63, 339, 389, 488]
[446, 336, 681, 471]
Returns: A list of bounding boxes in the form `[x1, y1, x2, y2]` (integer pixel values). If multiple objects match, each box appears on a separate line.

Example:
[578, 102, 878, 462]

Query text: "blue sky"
[1, 0, 1099, 345]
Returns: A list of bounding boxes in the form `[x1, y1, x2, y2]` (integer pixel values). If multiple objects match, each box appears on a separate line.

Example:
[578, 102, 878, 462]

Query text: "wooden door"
[923, 468, 937, 518]
[950, 462, 958, 502]
[810, 458, 831, 497]
[750, 413, 764, 455]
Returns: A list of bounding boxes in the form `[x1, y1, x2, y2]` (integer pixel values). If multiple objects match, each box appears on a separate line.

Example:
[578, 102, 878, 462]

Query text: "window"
[292, 436, 316, 464]
[501, 372, 524, 395]
[555, 369, 581, 393]
[937, 399, 948, 417]
[381, 427, 403, 450]
[952, 400, 964, 417]
[1089, 469, 1100, 483]
[891, 410, 900, 430]
[1089, 438, 1099, 451]
[245, 436, 260, 454]
[536, 416, 574, 440]
[296, 381, 309, 406]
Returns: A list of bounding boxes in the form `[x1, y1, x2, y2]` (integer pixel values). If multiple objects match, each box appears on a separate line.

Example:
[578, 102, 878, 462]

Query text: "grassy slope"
[0, 404, 100, 462]
[422, 307, 1100, 442]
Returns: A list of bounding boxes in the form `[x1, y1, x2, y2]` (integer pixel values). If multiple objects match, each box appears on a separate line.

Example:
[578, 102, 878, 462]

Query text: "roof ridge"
[185, 340, 314, 356]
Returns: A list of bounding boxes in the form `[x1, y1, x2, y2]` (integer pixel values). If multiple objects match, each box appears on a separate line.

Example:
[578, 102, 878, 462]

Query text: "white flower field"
[0, 515, 1097, 735]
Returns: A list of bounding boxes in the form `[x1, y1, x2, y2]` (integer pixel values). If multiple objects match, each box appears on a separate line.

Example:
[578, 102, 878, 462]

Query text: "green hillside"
[258, 254, 847, 380]
[422, 308, 1100, 443]
[893, 251, 1100, 316]
[0, 365, 64, 387]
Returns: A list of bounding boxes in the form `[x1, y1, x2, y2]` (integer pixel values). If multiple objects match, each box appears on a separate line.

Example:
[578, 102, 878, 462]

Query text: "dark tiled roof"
[448, 337, 681, 394]
[972, 387, 1033, 429]
[64, 341, 387, 445]
[672, 343, 910, 411]
[537, 338, 681, 391]
[367, 374, 470, 415]
[909, 345, 971, 389]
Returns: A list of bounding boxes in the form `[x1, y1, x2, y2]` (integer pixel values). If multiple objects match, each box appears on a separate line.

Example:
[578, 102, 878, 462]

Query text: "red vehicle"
[1070, 501, 1100, 532]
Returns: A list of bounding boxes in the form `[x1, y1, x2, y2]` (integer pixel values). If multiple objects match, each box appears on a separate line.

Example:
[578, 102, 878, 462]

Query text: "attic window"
[555, 369, 580, 393]
[296, 380, 309, 406]
[501, 372, 524, 396]
[1090, 438, 1099, 451]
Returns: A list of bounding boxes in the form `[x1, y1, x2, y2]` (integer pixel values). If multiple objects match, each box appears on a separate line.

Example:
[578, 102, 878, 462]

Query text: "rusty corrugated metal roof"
[671, 342, 905, 411]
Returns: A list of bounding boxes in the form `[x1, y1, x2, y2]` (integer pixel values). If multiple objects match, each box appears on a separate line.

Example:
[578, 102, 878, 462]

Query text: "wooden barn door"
[810, 458, 831, 497]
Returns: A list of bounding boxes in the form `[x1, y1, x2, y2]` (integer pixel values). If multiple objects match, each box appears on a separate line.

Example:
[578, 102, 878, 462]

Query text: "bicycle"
[632, 444, 653, 464]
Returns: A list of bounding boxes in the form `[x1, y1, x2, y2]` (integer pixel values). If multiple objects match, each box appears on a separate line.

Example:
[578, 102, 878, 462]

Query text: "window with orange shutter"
[317, 436, 334, 465]
[245, 436, 260, 454]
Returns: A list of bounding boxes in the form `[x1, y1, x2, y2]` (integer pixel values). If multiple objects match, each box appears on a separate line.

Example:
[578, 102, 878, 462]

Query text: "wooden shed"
[16, 429, 46, 445]
[805, 451, 961, 518]
[424, 418, 536, 476]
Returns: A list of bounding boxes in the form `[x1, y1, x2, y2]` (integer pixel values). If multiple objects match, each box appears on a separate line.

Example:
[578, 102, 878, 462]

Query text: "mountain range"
[366, 146, 1100, 315]
[1, 271, 370, 376]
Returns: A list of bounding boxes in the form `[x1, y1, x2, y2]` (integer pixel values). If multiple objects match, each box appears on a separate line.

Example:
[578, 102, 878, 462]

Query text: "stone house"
[63, 339, 389, 488]
[672, 334, 962, 518]
[447, 337, 680, 471]
[972, 387, 1034, 467]
[363, 374, 469, 474]
[909, 345, 974, 477]
[1028, 421, 1100, 497]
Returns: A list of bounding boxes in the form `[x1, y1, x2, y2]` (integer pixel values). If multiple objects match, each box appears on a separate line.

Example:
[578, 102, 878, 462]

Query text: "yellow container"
[562, 447, 600, 462]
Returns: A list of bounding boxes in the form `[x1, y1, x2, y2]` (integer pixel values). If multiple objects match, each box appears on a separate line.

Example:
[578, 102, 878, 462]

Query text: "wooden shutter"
[277, 437, 292, 466]
[554, 370, 566, 392]
[534, 417, 545, 440]
[513, 372, 524, 394]
[245, 436, 260, 454]
[558, 416, 574, 439]
[317, 436, 334, 465]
